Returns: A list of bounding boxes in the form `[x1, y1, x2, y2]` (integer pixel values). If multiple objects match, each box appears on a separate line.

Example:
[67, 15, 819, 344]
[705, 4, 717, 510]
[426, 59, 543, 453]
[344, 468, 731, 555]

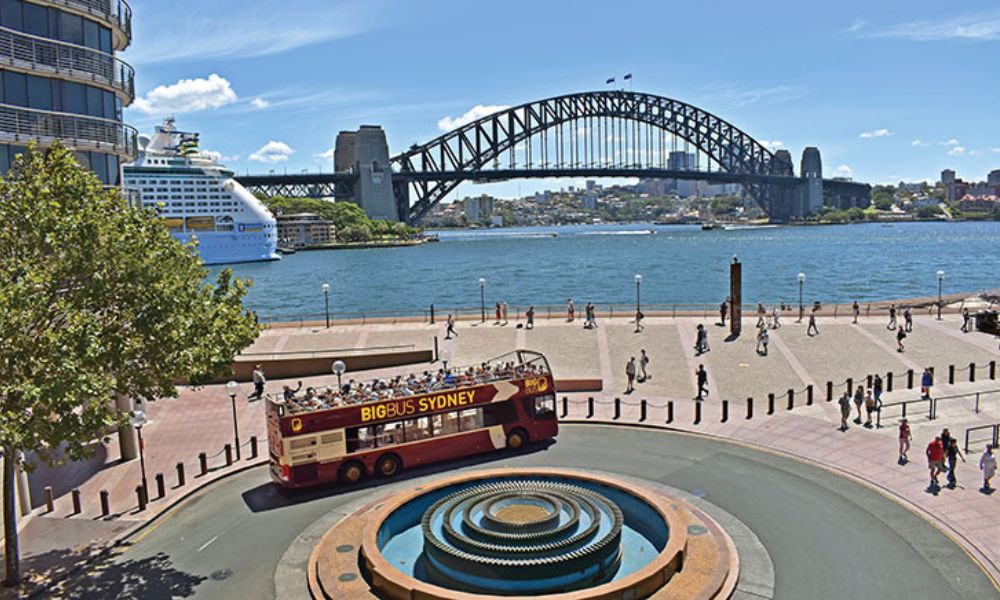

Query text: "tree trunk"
[3, 444, 20, 586]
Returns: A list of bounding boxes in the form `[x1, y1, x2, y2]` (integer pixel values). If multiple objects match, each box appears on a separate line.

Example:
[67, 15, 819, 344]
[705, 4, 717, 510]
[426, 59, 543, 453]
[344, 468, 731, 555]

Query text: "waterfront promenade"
[16, 308, 1000, 593]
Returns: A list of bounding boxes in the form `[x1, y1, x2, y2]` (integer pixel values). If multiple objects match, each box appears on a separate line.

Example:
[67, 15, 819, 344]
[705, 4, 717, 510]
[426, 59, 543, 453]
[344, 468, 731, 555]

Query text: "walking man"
[634, 309, 645, 333]
[896, 326, 907, 352]
[639, 349, 650, 382]
[807, 309, 819, 336]
[695, 364, 709, 400]
[980, 445, 996, 491]
[961, 308, 971, 333]
[445, 314, 457, 339]
[853, 384, 865, 425]
[525, 306, 535, 330]
[898, 418, 911, 463]
[903, 307, 913, 332]
[252, 364, 266, 400]
[626, 357, 637, 394]
[567, 298, 575, 322]
[852, 300, 860, 324]
[771, 306, 781, 329]
[927, 436, 945, 489]
[694, 324, 709, 355]
[755, 327, 766, 355]
[873, 374, 883, 404]
[887, 304, 897, 330]
[502, 301, 509, 325]
[756, 302, 766, 328]
[838, 391, 851, 431]
[945, 438, 966, 488]
[719, 297, 728, 326]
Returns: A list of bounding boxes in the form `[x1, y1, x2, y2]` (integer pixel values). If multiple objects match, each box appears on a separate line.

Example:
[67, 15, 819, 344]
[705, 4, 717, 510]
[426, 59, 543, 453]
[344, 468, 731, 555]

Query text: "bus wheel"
[377, 454, 402, 478]
[339, 461, 365, 485]
[506, 429, 527, 450]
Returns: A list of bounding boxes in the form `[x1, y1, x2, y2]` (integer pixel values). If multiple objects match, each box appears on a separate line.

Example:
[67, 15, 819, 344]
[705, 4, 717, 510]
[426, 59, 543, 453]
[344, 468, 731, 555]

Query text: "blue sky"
[124, 0, 1000, 198]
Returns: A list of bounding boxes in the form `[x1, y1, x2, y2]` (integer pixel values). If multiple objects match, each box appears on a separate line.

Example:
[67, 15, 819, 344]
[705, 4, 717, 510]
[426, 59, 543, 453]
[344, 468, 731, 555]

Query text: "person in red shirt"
[898, 419, 912, 463]
[926, 436, 945, 488]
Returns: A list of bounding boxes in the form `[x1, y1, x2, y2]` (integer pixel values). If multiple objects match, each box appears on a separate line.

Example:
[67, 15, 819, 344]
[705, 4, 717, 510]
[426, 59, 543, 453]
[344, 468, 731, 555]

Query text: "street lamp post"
[332, 360, 347, 390]
[634, 274, 642, 314]
[797, 273, 806, 323]
[129, 409, 149, 503]
[321, 283, 330, 328]
[937, 270, 945, 320]
[226, 381, 241, 461]
[479, 278, 486, 323]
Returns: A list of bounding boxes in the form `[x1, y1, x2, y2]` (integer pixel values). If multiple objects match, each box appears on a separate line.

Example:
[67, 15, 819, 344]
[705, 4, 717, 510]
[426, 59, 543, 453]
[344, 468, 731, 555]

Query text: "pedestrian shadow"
[13, 547, 205, 599]
[980, 487, 995, 495]
[240, 439, 557, 513]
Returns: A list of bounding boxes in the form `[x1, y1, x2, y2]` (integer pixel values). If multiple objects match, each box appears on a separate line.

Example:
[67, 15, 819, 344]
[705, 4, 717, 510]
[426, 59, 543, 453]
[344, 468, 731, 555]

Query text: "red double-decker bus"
[266, 350, 558, 489]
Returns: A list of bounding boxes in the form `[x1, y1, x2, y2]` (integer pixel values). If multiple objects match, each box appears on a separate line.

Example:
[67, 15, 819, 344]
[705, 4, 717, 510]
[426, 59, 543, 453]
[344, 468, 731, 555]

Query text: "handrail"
[0, 102, 138, 160]
[0, 27, 135, 100]
[36, 0, 132, 47]
[964, 423, 1000, 453]
[239, 343, 416, 359]
[876, 387, 1000, 429]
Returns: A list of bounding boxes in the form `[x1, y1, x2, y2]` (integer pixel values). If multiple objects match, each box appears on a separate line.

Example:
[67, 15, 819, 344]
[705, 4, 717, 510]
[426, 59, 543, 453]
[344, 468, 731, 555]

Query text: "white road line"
[197, 534, 220, 553]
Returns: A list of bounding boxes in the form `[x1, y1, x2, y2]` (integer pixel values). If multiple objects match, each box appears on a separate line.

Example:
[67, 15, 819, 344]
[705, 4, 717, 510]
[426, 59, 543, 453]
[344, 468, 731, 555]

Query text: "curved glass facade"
[0, 0, 132, 185]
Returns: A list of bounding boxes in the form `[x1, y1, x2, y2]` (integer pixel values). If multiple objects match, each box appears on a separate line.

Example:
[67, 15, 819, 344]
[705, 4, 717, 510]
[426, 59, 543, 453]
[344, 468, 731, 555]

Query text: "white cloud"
[869, 11, 1000, 41]
[947, 146, 966, 156]
[250, 98, 270, 109]
[249, 141, 294, 163]
[912, 139, 930, 147]
[859, 128, 892, 139]
[760, 140, 784, 150]
[437, 105, 511, 131]
[834, 164, 854, 178]
[316, 148, 336, 160]
[990, 147, 1000, 153]
[942, 138, 960, 146]
[132, 74, 237, 115]
[846, 19, 867, 33]
[199, 149, 239, 163]
[700, 84, 808, 108]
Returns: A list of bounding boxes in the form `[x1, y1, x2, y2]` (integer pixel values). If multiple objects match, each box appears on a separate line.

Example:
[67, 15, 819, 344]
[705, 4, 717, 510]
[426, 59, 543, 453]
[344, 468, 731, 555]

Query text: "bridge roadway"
[61, 425, 996, 599]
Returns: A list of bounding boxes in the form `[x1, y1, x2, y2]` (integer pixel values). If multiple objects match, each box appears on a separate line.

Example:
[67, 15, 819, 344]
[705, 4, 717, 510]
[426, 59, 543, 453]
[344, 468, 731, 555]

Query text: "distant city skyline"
[126, 0, 1000, 198]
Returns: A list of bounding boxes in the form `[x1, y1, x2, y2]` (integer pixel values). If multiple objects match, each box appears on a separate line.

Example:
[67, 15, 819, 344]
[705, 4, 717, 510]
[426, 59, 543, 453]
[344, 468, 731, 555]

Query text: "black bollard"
[826, 381, 833, 402]
[787, 389, 794, 410]
[666, 401, 674, 424]
[587, 397, 594, 419]
[806, 384, 814, 405]
[224, 444, 233, 467]
[100, 490, 110, 517]
[71, 489, 81, 515]
[561, 396, 568, 418]
[887, 371, 894, 392]
[199, 452, 208, 476]
[613, 397, 621, 420]
[767, 393, 775, 415]
[176, 462, 185, 487]
[694, 401, 702, 425]
[250, 436, 259, 460]
[969, 362, 976, 383]
[746, 397, 753, 420]
[948, 364, 955, 384]
[991, 361, 997, 380]
[44, 486, 54, 513]
[847, 378, 853, 396]
[721, 400, 729, 423]
[640, 400, 647, 422]
[907, 369, 914, 389]
[430, 304, 435, 324]
[155, 474, 165, 500]
[136, 485, 146, 511]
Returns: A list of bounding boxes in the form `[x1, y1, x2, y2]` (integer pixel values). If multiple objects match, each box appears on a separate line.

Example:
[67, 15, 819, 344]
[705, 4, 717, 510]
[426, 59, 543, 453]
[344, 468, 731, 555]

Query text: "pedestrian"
[903, 306, 913, 332]
[445, 314, 457, 339]
[282, 380, 303, 403]
[252, 364, 266, 400]
[634, 308, 644, 333]
[755, 326, 766, 355]
[626, 357, 637, 393]
[807, 308, 819, 336]
[495, 302, 502, 325]
[896, 326, 907, 352]
[502, 301, 509, 325]
[756, 302, 766, 328]
[639, 349, 650, 381]
[921, 367, 933, 400]
[695, 324, 709, 355]
[567, 298, 575, 322]
[525, 306, 535, 330]
[873, 374, 883, 404]
[961, 308, 971, 333]
[719, 297, 728, 326]
[898, 418, 911, 463]
[838, 391, 851, 431]
[771, 306, 781, 329]
[852, 300, 860, 324]
[945, 438, 966, 488]
[853, 384, 864, 424]
[927, 436, 945, 488]
[980, 445, 996, 491]
[887, 304, 897, 330]
[864, 389, 876, 428]
[940, 427, 952, 454]
[696, 364, 709, 400]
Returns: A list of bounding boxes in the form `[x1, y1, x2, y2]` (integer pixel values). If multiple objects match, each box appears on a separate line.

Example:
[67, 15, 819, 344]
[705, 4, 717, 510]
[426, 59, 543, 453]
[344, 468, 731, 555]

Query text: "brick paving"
[21, 310, 1000, 586]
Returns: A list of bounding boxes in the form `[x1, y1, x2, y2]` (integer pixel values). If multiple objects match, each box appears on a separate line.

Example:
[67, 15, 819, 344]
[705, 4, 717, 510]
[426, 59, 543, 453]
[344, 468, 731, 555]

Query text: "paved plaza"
[15, 309, 1000, 595]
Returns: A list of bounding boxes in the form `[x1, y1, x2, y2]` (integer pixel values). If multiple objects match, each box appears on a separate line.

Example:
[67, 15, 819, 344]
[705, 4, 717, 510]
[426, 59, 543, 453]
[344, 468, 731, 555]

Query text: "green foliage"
[0, 144, 261, 467]
[259, 195, 420, 240]
[917, 204, 943, 218]
[709, 195, 741, 216]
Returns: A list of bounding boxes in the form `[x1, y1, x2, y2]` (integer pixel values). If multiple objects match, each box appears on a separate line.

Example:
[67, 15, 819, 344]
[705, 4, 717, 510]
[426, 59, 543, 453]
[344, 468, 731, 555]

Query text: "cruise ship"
[124, 118, 279, 265]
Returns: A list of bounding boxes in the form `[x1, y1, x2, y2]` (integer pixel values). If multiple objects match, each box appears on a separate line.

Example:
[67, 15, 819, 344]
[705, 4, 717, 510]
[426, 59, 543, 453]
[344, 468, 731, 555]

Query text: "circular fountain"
[309, 469, 738, 599]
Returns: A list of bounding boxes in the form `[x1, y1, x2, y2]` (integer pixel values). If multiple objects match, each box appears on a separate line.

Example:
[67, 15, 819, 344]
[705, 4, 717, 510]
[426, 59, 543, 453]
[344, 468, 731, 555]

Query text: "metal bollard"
[694, 401, 702, 425]
[991, 361, 997, 380]
[806, 384, 814, 405]
[176, 462, 185, 487]
[430, 304, 435, 324]
[433, 336, 439, 362]
[767, 393, 775, 415]
[666, 401, 674, 424]
[948, 364, 955, 385]
[787, 389, 794, 410]
[100, 490, 110, 517]
[250, 436, 259, 460]
[826, 381, 833, 402]
[887, 371, 894, 392]
[907, 369, 914, 389]
[199, 452, 208, 476]
[587, 397, 594, 419]
[136, 485, 146, 512]
[721, 400, 729, 423]
[846, 378, 853, 395]
[155, 473, 165, 500]
[640, 399, 647, 422]
[746, 397, 753, 420]
[970, 362, 976, 383]
[866, 374, 873, 389]
[44, 486, 54, 513]
[561, 397, 568, 418]
[71, 489, 81, 515]
[224, 444, 233, 467]
[613, 397, 621, 420]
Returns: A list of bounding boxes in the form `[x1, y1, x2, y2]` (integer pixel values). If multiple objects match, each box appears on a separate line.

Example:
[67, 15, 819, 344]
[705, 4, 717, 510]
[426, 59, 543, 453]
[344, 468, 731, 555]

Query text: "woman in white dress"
[980, 445, 997, 491]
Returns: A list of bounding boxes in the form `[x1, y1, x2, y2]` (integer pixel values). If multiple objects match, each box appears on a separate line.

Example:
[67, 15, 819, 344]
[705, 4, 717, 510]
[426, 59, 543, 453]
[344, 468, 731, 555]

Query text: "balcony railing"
[33, 0, 132, 49]
[0, 103, 137, 160]
[0, 27, 134, 102]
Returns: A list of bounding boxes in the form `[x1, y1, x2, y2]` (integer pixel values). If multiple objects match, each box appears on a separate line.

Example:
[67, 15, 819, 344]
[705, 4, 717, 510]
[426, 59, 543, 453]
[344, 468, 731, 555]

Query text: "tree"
[917, 205, 943, 218]
[0, 145, 260, 585]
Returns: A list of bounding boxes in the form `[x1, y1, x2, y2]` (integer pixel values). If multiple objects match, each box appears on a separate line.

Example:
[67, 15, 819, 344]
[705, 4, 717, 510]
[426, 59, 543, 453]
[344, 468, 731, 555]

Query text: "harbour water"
[209, 221, 1000, 321]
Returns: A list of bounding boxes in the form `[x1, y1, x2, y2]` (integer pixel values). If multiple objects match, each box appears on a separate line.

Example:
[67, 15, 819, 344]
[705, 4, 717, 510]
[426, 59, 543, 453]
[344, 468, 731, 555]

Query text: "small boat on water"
[701, 222, 719, 230]
[722, 224, 780, 231]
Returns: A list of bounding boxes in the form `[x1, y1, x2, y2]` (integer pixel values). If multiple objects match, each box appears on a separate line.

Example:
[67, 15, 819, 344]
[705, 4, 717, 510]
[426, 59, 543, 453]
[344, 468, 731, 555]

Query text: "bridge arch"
[391, 90, 795, 223]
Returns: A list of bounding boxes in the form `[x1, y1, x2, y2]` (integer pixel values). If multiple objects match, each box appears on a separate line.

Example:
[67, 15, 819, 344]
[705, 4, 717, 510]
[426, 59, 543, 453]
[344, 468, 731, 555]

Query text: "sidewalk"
[18, 312, 1000, 588]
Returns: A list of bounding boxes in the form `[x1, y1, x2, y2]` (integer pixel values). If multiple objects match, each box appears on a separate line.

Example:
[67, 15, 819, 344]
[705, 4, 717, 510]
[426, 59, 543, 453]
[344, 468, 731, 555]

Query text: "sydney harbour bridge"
[237, 90, 870, 224]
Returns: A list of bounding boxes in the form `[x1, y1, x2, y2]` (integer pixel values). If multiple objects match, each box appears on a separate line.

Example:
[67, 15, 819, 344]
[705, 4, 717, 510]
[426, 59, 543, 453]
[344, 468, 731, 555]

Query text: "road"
[63, 425, 997, 599]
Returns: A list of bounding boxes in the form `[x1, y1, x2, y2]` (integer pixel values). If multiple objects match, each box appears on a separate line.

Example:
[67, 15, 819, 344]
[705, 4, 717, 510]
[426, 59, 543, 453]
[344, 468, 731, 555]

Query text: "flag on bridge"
[624, 73, 633, 80]
[606, 77, 615, 84]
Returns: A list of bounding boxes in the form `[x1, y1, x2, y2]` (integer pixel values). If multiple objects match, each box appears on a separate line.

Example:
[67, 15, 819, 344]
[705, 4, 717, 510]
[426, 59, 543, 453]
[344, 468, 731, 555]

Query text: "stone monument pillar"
[730, 256, 742, 337]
